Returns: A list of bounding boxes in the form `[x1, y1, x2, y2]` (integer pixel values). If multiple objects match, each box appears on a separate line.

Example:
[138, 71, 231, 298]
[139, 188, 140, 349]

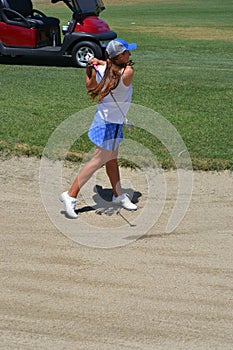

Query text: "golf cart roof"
[74, 0, 105, 15]
[52, 0, 105, 16]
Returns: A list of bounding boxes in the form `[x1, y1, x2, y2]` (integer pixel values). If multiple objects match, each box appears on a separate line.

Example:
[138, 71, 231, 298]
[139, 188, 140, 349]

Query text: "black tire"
[72, 41, 103, 68]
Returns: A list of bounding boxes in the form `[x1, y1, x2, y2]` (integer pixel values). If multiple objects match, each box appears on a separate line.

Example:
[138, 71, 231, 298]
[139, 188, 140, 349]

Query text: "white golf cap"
[106, 38, 137, 59]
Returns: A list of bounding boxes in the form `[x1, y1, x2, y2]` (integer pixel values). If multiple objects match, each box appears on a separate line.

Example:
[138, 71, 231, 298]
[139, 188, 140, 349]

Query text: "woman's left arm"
[86, 65, 97, 91]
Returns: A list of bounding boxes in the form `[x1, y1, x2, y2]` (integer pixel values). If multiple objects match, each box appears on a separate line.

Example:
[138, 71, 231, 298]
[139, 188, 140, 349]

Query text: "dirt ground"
[0, 157, 233, 350]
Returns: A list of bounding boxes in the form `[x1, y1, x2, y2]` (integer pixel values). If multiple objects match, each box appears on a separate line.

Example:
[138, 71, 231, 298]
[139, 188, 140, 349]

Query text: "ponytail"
[88, 57, 124, 103]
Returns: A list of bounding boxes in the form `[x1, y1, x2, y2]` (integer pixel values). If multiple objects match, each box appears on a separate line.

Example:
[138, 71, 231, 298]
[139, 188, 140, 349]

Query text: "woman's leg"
[106, 156, 137, 210]
[68, 147, 117, 198]
[105, 158, 123, 197]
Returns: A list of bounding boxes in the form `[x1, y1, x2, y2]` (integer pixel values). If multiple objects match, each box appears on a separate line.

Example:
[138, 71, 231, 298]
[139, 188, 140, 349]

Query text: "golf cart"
[0, 0, 117, 67]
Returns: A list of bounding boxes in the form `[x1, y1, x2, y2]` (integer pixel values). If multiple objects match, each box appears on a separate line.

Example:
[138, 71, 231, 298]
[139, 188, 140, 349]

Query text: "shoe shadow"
[75, 185, 141, 216]
[94, 185, 141, 204]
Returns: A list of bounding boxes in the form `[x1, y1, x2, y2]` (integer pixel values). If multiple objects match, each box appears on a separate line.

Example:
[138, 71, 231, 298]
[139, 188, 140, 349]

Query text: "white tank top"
[95, 64, 132, 124]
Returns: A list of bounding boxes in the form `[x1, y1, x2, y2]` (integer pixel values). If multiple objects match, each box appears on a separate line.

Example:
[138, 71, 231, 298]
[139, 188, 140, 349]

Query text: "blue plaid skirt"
[88, 117, 124, 151]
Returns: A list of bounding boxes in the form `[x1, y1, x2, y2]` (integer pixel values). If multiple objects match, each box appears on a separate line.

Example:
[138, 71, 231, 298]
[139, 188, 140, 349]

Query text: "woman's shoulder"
[122, 65, 134, 86]
[123, 65, 134, 74]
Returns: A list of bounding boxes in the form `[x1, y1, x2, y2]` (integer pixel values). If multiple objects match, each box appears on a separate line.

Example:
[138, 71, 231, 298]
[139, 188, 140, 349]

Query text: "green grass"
[0, 0, 232, 170]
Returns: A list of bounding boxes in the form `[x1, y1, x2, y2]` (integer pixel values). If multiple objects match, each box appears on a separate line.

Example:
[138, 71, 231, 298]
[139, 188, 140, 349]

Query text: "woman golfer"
[60, 38, 137, 218]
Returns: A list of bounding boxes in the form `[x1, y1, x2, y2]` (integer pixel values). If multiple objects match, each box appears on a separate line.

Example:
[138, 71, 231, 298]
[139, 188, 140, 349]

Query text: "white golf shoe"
[112, 193, 137, 211]
[59, 191, 78, 218]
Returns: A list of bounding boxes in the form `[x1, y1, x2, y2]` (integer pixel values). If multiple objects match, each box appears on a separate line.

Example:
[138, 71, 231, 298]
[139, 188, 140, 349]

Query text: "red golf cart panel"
[74, 16, 110, 34]
[0, 22, 37, 47]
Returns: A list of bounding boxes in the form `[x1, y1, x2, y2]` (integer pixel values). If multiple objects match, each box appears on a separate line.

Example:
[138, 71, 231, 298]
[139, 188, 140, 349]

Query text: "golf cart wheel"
[72, 41, 103, 68]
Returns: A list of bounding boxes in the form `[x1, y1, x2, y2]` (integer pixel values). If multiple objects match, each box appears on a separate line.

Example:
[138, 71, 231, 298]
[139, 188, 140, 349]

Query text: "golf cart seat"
[0, 0, 60, 28]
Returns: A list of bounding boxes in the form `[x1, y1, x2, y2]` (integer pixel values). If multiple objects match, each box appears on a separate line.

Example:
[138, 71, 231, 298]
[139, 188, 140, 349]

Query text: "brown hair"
[88, 54, 126, 103]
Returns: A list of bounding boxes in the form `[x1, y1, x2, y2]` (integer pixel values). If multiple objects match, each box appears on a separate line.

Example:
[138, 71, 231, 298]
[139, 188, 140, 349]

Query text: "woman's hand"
[89, 57, 106, 67]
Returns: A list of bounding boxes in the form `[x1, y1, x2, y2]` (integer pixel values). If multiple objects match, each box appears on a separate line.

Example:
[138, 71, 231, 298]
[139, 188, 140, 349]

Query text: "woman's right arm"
[86, 57, 106, 91]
